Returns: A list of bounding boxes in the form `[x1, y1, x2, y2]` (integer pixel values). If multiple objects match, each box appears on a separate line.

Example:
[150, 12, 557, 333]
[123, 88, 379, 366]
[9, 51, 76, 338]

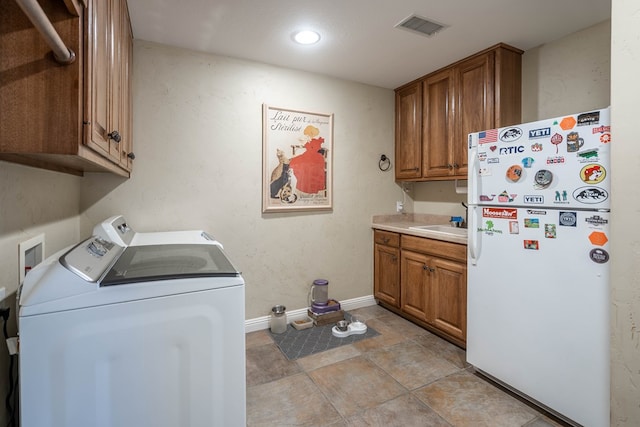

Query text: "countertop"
[372, 213, 468, 245]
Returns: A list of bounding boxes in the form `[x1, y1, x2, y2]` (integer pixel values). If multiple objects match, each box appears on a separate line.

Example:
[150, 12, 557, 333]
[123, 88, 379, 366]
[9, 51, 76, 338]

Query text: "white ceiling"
[127, 0, 611, 89]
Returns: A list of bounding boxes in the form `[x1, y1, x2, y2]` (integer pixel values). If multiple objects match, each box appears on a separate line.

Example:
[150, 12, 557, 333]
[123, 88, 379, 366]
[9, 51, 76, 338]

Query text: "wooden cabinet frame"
[373, 229, 467, 348]
[394, 43, 522, 182]
[0, 0, 133, 176]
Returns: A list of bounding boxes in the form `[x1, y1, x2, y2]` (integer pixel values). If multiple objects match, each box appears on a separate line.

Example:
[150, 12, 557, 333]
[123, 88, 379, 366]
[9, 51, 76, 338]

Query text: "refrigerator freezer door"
[468, 108, 610, 209]
[467, 207, 609, 427]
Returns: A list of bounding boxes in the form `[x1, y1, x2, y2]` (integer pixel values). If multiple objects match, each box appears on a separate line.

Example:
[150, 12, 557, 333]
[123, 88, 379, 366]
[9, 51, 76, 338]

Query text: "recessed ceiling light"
[292, 30, 321, 45]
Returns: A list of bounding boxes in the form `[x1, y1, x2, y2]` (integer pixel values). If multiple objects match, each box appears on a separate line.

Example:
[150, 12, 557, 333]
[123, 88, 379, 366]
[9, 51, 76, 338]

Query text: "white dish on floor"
[332, 321, 368, 338]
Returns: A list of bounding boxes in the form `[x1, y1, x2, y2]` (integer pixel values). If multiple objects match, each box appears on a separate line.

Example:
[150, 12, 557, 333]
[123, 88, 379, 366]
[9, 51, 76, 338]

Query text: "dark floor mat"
[269, 312, 379, 360]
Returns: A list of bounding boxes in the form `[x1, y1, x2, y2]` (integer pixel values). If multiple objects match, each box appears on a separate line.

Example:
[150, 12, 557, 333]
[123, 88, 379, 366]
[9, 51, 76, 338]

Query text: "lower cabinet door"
[374, 243, 400, 307]
[431, 257, 467, 341]
[400, 250, 433, 324]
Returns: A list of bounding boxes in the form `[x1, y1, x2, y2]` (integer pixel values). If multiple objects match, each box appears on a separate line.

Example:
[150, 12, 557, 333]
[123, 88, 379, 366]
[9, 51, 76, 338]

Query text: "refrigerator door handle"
[468, 138, 480, 204]
[469, 205, 479, 265]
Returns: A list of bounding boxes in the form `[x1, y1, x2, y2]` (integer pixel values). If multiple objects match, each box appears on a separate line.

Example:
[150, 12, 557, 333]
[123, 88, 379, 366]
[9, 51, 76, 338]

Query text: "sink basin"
[408, 225, 468, 236]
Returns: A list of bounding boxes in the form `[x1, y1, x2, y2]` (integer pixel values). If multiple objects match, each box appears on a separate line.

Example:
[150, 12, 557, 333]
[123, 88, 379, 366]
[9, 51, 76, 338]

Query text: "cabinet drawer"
[374, 230, 400, 247]
[401, 235, 466, 262]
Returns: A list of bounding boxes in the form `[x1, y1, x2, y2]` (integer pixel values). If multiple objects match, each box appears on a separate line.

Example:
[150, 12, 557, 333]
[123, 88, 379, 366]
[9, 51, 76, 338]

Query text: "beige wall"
[0, 161, 81, 426]
[79, 41, 399, 319]
[610, 0, 640, 425]
[522, 20, 611, 121]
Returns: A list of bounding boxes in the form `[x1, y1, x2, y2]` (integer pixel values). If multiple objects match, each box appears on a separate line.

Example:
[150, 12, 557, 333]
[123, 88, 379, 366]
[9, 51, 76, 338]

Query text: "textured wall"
[522, 20, 611, 121]
[0, 161, 81, 426]
[80, 41, 399, 319]
[610, 0, 640, 424]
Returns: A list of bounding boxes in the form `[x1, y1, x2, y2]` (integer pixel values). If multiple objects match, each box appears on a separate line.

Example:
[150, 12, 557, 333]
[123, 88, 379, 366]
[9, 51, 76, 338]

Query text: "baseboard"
[245, 295, 377, 333]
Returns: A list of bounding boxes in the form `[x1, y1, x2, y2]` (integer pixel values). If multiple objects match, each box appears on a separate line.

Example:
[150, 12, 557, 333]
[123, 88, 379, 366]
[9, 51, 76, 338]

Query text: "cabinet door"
[86, 0, 111, 156]
[116, 0, 133, 170]
[400, 250, 433, 324]
[85, 0, 125, 164]
[374, 244, 400, 308]
[395, 83, 422, 180]
[422, 69, 455, 178]
[431, 257, 467, 341]
[455, 52, 495, 177]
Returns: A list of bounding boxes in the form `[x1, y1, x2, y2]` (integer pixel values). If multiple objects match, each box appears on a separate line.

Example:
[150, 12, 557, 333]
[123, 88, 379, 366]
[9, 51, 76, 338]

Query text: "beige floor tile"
[367, 340, 461, 390]
[351, 317, 408, 352]
[246, 343, 301, 386]
[524, 416, 567, 427]
[414, 370, 538, 427]
[247, 373, 342, 427]
[345, 393, 452, 427]
[375, 312, 430, 338]
[296, 344, 362, 372]
[348, 305, 391, 321]
[246, 329, 274, 349]
[308, 356, 407, 418]
[413, 331, 469, 369]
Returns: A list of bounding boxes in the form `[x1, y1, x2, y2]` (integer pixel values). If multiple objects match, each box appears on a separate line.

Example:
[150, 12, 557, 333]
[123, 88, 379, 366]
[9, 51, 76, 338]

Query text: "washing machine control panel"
[60, 236, 124, 283]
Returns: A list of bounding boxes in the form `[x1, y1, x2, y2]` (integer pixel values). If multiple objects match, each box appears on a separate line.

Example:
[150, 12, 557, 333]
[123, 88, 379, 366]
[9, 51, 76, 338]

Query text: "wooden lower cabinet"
[373, 231, 400, 308]
[430, 256, 467, 342]
[374, 229, 467, 348]
[400, 250, 432, 322]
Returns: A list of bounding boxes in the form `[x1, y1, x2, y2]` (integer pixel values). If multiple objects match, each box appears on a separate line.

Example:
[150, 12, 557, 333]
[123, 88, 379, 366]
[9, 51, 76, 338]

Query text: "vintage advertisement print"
[262, 105, 334, 212]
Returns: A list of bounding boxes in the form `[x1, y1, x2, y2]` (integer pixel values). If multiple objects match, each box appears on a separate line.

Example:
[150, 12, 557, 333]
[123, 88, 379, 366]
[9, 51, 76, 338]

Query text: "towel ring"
[379, 154, 391, 172]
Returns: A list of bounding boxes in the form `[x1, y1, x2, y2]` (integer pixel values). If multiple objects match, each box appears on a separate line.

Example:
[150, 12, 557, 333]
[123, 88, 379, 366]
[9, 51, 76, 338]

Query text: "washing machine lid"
[100, 244, 240, 286]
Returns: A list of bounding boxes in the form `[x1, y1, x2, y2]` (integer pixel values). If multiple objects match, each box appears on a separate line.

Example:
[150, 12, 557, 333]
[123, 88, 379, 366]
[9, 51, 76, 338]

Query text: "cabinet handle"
[447, 163, 453, 170]
[400, 167, 419, 172]
[127, 152, 136, 160]
[453, 163, 459, 168]
[382, 237, 390, 244]
[422, 265, 435, 272]
[108, 130, 121, 143]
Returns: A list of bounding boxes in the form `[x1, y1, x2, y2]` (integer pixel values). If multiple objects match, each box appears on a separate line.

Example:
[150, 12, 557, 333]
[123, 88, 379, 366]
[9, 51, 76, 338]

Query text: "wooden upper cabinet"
[85, 0, 134, 171]
[395, 43, 522, 182]
[86, 0, 112, 158]
[0, 0, 133, 177]
[422, 68, 455, 178]
[395, 83, 422, 179]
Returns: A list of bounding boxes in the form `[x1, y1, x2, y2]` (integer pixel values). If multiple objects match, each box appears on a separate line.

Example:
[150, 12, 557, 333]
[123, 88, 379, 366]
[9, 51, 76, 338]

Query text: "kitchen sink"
[408, 225, 468, 236]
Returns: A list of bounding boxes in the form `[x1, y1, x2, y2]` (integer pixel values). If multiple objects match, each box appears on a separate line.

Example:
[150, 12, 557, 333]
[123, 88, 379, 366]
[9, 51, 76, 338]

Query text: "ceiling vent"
[395, 14, 447, 37]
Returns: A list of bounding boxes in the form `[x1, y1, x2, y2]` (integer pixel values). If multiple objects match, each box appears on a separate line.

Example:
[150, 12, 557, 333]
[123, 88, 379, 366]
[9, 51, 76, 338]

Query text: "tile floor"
[246, 305, 569, 427]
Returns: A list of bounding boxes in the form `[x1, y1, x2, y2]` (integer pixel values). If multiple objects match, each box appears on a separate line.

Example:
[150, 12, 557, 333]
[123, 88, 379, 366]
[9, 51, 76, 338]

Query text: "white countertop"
[372, 213, 468, 245]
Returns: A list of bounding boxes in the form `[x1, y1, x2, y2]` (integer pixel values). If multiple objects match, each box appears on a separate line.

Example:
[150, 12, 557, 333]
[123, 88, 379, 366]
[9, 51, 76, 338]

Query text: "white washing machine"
[19, 217, 246, 427]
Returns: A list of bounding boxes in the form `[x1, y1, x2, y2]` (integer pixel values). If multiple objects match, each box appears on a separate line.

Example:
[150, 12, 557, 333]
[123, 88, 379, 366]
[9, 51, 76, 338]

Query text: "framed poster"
[262, 105, 333, 212]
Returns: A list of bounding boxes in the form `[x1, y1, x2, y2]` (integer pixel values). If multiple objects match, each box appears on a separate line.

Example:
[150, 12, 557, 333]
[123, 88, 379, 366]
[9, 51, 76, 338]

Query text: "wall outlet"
[19, 234, 45, 285]
[396, 201, 404, 213]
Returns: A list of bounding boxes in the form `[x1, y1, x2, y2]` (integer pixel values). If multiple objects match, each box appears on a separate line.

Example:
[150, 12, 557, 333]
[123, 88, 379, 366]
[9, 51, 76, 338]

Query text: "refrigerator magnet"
[580, 164, 606, 184]
[506, 165, 523, 182]
[589, 248, 609, 264]
[534, 170, 553, 189]
[544, 224, 557, 238]
[523, 240, 539, 250]
[509, 221, 519, 234]
[522, 157, 535, 168]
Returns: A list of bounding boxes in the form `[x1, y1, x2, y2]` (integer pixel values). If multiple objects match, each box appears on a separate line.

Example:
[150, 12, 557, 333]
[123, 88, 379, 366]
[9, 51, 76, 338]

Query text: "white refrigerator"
[467, 107, 610, 427]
